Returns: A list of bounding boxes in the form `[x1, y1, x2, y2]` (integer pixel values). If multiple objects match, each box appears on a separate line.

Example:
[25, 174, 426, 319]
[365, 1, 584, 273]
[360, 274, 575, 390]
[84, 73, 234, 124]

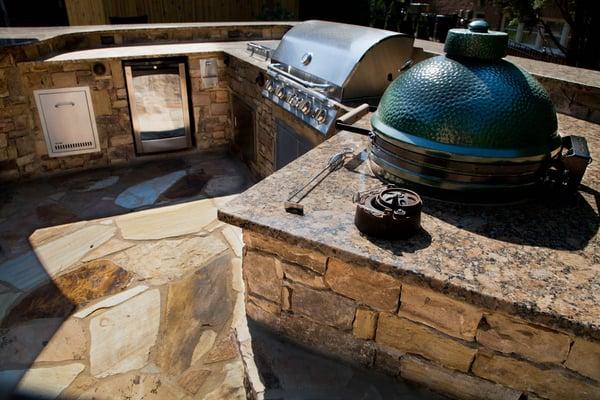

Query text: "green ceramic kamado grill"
[368, 20, 591, 203]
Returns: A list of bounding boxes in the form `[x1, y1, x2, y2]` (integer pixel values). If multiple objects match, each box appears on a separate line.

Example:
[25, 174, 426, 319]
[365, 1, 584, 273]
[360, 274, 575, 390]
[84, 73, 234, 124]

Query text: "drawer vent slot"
[34, 86, 101, 157]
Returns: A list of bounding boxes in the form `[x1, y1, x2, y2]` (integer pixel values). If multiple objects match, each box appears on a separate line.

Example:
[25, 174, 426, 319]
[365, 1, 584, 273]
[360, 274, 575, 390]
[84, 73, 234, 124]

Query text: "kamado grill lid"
[369, 20, 565, 202]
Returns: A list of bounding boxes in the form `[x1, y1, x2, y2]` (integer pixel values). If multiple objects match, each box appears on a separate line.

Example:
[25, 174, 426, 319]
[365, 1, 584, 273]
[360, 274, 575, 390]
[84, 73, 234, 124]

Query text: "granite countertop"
[45, 39, 279, 69]
[219, 112, 600, 339]
[0, 22, 293, 42]
[414, 39, 600, 89]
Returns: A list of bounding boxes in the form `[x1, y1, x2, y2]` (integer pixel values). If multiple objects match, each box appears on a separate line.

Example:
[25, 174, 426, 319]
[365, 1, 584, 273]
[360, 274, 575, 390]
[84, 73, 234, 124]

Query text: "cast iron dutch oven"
[366, 20, 590, 203]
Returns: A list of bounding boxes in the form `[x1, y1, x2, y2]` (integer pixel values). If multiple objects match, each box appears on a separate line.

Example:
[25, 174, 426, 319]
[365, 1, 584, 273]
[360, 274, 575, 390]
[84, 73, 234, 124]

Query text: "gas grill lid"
[272, 20, 414, 100]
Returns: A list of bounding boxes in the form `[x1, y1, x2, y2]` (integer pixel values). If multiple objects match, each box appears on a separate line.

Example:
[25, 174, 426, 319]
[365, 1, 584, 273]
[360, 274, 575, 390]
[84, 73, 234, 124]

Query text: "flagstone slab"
[36, 318, 88, 363]
[3, 259, 133, 326]
[222, 226, 243, 257]
[0, 224, 116, 291]
[0, 317, 87, 366]
[156, 254, 235, 375]
[6, 363, 85, 399]
[201, 360, 246, 400]
[28, 221, 87, 248]
[77, 372, 187, 400]
[115, 199, 218, 240]
[0, 292, 19, 324]
[90, 289, 160, 378]
[115, 170, 186, 209]
[111, 235, 228, 284]
[77, 176, 120, 192]
[81, 238, 134, 262]
[0, 318, 62, 368]
[74, 285, 149, 318]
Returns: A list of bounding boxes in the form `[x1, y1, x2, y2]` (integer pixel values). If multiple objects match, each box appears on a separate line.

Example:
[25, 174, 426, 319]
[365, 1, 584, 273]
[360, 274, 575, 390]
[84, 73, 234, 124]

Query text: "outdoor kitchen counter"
[218, 112, 600, 341]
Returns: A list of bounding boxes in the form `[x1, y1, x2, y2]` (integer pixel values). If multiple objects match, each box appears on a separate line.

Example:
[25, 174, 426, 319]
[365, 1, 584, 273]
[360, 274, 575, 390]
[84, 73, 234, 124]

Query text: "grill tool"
[285, 149, 353, 215]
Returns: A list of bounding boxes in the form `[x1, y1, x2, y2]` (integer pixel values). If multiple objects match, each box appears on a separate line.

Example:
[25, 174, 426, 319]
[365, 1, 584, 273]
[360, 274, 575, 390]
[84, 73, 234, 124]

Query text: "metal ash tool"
[284, 149, 353, 215]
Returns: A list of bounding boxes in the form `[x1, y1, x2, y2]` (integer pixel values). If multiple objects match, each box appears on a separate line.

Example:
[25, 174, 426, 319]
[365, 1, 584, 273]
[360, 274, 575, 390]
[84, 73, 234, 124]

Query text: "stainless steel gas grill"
[262, 20, 414, 135]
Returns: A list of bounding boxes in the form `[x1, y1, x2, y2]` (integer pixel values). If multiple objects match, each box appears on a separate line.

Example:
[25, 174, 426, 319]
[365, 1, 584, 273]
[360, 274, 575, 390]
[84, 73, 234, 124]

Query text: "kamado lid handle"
[444, 19, 508, 60]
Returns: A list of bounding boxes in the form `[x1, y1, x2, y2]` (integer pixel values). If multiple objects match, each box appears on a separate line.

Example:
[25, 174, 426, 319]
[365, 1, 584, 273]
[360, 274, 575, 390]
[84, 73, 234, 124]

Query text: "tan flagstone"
[28, 221, 87, 248]
[81, 238, 134, 262]
[191, 330, 218, 366]
[36, 318, 87, 363]
[89, 289, 160, 378]
[77, 372, 187, 400]
[111, 236, 228, 284]
[202, 360, 246, 400]
[0, 224, 116, 290]
[222, 225, 243, 257]
[115, 199, 218, 240]
[73, 285, 149, 318]
[12, 363, 85, 399]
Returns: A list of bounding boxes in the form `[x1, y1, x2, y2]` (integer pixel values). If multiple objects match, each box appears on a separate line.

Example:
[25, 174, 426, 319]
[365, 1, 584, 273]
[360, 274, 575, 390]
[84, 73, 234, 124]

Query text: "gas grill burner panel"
[263, 20, 414, 135]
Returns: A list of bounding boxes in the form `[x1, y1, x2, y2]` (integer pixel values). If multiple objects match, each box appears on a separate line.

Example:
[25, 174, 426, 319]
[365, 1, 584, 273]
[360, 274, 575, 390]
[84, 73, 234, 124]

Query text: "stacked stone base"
[242, 231, 600, 400]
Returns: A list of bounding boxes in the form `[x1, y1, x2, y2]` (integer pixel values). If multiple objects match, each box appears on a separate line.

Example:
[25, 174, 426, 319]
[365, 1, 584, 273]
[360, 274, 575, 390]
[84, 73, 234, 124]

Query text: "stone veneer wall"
[226, 55, 339, 180]
[242, 231, 600, 400]
[0, 54, 231, 181]
[0, 24, 291, 182]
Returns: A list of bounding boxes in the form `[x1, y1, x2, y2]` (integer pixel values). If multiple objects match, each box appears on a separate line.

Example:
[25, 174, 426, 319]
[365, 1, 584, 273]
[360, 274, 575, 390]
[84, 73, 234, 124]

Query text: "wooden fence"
[66, 0, 299, 25]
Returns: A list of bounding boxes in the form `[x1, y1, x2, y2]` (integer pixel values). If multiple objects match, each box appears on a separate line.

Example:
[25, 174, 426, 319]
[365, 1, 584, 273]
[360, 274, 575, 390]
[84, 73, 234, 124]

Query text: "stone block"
[210, 102, 230, 116]
[243, 250, 283, 303]
[280, 313, 376, 367]
[62, 62, 90, 72]
[289, 282, 355, 330]
[376, 313, 476, 372]
[112, 99, 128, 109]
[16, 153, 34, 167]
[472, 351, 600, 400]
[246, 299, 281, 330]
[51, 72, 77, 87]
[91, 90, 112, 116]
[353, 308, 378, 340]
[565, 338, 600, 382]
[15, 136, 34, 156]
[109, 134, 133, 147]
[0, 133, 7, 148]
[248, 294, 280, 315]
[374, 346, 402, 376]
[211, 90, 229, 103]
[476, 313, 571, 364]
[282, 262, 326, 289]
[325, 258, 400, 312]
[399, 284, 482, 340]
[244, 232, 327, 274]
[401, 355, 522, 400]
[110, 61, 124, 88]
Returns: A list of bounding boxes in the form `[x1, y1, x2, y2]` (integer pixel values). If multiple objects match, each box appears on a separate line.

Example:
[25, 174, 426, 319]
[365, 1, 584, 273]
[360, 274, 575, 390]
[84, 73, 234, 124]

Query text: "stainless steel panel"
[34, 86, 101, 157]
[272, 20, 413, 92]
[125, 60, 193, 155]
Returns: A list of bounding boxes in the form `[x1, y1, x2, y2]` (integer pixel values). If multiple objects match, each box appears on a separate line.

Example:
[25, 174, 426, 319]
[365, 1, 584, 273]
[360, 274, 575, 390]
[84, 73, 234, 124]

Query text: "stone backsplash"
[242, 230, 600, 400]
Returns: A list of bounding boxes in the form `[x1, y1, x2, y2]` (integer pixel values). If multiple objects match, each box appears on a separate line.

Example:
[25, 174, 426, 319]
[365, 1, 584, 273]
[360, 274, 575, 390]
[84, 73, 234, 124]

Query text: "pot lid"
[444, 20, 508, 60]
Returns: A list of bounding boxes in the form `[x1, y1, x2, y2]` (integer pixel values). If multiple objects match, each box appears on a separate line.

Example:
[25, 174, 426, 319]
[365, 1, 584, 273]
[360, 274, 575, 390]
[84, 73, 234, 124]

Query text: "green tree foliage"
[495, 0, 599, 69]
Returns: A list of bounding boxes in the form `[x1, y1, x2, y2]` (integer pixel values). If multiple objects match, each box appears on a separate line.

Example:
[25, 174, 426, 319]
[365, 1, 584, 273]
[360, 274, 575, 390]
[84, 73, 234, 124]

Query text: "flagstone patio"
[0, 154, 447, 400]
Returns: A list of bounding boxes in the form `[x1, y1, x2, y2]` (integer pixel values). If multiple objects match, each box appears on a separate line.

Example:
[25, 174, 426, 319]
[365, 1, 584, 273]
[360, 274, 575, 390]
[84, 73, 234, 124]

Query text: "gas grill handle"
[269, 64, 334, 90]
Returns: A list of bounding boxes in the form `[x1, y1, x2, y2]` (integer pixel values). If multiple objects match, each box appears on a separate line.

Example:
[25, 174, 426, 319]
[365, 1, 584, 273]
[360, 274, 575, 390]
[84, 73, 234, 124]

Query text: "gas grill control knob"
[265, 80, 275, 93]
[300, 100, 312, 115]
[314, 108, 327, 124]
[275, 86, 286, 99]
